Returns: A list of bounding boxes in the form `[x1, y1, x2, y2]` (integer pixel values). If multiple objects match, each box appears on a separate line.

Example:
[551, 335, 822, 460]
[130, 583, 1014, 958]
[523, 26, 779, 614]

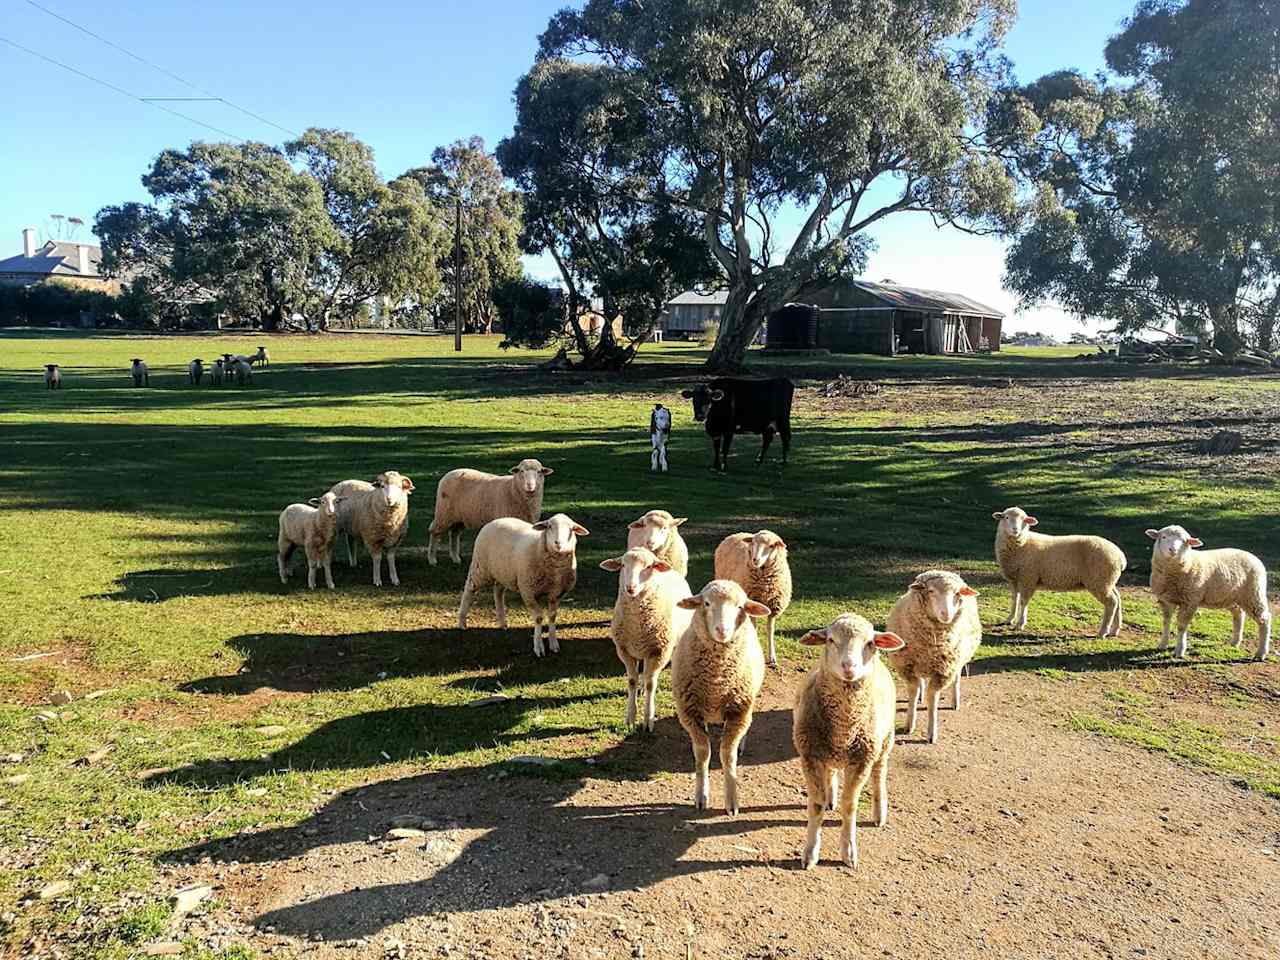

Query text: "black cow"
[680, 377, 794, 471]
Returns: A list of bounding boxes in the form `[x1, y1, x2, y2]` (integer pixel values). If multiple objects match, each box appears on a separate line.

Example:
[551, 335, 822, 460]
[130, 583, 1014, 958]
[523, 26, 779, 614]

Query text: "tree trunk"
[1210, 303, 1242, 355]
[706, 285, 784, 370]
[1257, 292, 1280, 354]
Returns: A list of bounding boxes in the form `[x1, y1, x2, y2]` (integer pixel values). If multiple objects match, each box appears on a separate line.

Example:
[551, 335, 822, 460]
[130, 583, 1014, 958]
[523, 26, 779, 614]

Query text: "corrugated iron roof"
[667, 289, 729, 306]
[0, 240, 103, 278]
[850, 280, 1004, 318]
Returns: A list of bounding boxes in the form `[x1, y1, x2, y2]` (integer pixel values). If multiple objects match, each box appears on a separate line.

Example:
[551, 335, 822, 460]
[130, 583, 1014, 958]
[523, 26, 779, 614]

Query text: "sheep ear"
[1025, 516, 1038, 526]
[909, 579, 928, 593]
[992, 511, 1005, 520]
[307, 497, 320, 506]
[676, 594, 702, 609]
[628, 520, 645, 529]
[800, 629, 828, 646]
[672, 517, 688, 527]
[400, 477, 414, 492]
[650, 559, 671, 573]
[1145, 529, 1160, 540]
[1188, 537, 1203, 548]
[744, 600, 771, 618]
[531, 520, 550, 531]
[959, 586, 979, 597]
[571, 523, 589, 536]
[540, 467, 554, 476]
[873, 631, 906, 652]
[710, 390, 725, 401]
[680, 389, 694, 398]
[599, 558, 623, 572]
[509, 466, 520, 474]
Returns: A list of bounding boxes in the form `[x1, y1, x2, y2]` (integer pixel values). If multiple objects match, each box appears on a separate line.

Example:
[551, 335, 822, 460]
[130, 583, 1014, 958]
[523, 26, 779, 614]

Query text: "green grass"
[1, 330, 1277, 954]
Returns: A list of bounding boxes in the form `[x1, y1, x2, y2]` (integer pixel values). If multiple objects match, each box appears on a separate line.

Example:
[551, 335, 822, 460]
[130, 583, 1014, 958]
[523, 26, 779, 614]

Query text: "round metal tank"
[766, 302, 818, 349]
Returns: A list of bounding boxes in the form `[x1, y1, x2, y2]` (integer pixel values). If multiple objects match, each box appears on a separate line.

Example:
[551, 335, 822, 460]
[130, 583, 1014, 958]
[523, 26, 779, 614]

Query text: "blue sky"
[0, 1, 1132, 335]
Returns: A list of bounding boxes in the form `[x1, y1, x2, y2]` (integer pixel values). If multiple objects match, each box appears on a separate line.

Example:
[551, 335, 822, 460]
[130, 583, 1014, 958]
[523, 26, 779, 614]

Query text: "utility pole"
[454, 194, 462, 352]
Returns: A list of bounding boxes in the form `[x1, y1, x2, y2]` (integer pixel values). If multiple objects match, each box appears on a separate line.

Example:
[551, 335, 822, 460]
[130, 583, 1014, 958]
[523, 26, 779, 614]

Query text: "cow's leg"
[757, 425, 775, 464]
[719, 429, 734, 471]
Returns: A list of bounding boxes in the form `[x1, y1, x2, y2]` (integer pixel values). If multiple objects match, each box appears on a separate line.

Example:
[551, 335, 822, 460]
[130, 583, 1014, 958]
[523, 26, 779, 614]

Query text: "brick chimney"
[22, 228, 36, 258]
[77, 244, 91, 275]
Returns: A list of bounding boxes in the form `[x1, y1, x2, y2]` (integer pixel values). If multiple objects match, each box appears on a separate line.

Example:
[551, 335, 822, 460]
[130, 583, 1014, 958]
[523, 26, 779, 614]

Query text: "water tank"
[766, 303, 818, 349]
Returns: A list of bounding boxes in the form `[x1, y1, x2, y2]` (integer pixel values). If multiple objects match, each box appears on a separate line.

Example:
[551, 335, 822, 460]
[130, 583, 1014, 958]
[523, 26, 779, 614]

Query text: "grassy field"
[2, 331, 1278, 958]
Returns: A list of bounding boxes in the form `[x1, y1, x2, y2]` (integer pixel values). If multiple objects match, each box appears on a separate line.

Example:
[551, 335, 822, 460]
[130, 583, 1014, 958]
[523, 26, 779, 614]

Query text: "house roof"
[667, 289, 729, 306]
[849, 280, 1004, 318]
[0, 240, 103, 278]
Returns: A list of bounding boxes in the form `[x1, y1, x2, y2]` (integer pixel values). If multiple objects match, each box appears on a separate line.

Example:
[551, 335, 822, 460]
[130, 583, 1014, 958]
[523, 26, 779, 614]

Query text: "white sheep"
[44, 364, 61, 389]
[1146, 525, 1272, 660]
[458, 513, 588, 657]
[626, 509, 689, 577]
[328, 471, 414, 586]
[210, 359, 225, 386]
[670, 579, 770, 814]
[650, 403, 672, 472]
[714, 530, 791, 666]
[251, 346, 270, 366]
[277, 492, 342, 590]
[992, 507, 1127, 636]
[188, 359, 204, 386]
[130, 358, 149, 387]
[233, 359, 252, 386]
[884, 570, 981, 744]
[429, 459, 552, 566]
[599, 547, 694, 731]
[792, 613, 904, 869]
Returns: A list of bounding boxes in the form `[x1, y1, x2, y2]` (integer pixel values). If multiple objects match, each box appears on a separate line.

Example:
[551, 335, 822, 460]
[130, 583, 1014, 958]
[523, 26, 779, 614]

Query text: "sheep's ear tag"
[1145, 529, 1160, 540]
[800, 630, 828, 646]
[1188, 537, 1203, 548]
[873, 632, 906, 652]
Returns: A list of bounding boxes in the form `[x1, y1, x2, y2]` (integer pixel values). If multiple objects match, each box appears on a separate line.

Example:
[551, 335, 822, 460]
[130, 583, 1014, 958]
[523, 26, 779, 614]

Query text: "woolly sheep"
[599, 547, 694, 731]
[992, 507, 1127, 636]
[233, 359, 252, 386]
[277, 492, 342, 590]
[188, 359, 204, 386]
[210, 359, 225, 386]
[458, 513, 588, 658]
[130, 358, 149, 387]
[792, 613, 905, 869]
[251, 346, 270, 366]
[626, 509, 689, 577]
[670, 580, 770, 814]
[328, 471, 414, 586]
[884, 570, 981, 744]
[714, 529, 791, 666]
[1146, 524, 1271, 661]
[429, 459, 553, 566]
[650, 403, 672, 472]
[44, 364, 61, 389]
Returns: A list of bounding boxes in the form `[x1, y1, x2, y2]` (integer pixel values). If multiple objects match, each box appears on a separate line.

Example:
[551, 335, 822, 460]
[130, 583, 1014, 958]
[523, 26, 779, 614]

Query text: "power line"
[22, 0, 299, 137]
[0, 36, 248, 141]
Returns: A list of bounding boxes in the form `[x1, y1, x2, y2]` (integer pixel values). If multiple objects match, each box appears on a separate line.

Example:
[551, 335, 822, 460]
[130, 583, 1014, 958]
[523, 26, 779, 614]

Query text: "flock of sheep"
[40, 346, 270, 390]
[274, 452, 1273, 869]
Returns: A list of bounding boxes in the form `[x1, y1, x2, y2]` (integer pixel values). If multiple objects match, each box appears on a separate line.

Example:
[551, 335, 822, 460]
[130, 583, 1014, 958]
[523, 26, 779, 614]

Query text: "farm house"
[769, 280, 1005, 355]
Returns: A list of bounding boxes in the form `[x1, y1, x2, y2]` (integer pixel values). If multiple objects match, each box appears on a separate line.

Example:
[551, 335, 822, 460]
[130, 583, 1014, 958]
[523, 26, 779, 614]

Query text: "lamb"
[43, 364, 61, 389]
[277, 492, 342, 590]
[669, 579, 770, 814]
[210, 359, 225, 386]
[251, 346, 270, 367]
[650, 403, 672, 472]
[428, 458, 552, 565]
[992, 507, 1127, 636]
[130, 358, 149, 387]
[792, 613, 905, 869]
[188, 359, 204, 386]
[328, 471, 414, 586]
[233, 359, 252, 386]
[458, 513, 588, 657]
[599, 547, 694, 731]
[1146, 524, 1271, 661]
[884, 570, 981, 744]
[713, 529, 791, 666]
[626, 509, 689, 577]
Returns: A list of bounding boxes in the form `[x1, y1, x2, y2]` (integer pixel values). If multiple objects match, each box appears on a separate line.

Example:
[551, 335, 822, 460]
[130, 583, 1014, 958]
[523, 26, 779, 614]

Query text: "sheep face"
[629, 510, 687, 552]
[910, 572, 978, 626]
[1146, 524, 1202, 563]
[677, 580, 769, 644]
[993, 507, 1037, 538]
[748, 530, 786, 569]
[801, 614, 904, 683]
[510, 458, 552, 495]
[600, 547, 670, 598]
[373, 471, 415, 508]
[308, 492, 341, 518]
[533, 513, 589, 556]
[679, 386, 726, 422]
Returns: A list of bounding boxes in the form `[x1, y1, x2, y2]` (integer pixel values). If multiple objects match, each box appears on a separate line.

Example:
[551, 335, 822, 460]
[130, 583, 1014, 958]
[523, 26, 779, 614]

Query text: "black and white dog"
[650, 403, 672, 472]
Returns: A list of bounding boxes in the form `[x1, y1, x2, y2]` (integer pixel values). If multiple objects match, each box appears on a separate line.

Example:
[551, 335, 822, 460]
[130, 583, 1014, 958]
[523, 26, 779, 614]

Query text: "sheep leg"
[428, 529, 440, 566]
[642, 656, 662, 732]
[650, 441, 660, 473]
[450, 528, 463, 565]
[345, 533, 358, 568]
[826, 769, 839, 812]
[621, 654, 639, 727]
[530, 603, 546, 657]
[457, 578, 476, 629]
[1254, 612, 1272, 662]
[322, 556, 334, 590]
[720, 709, 751, 816]
[839, 763, 871, 869]
[756, 425, 775, 464]
[952, 674, 961, 711]
[904, 678, 922, 735]
[765, 615, 778, 666]
[801, 759, 826, 869]
[687, 721, 712, 811]
[277, 550, 290, 585]
[1157, 602, 1174, 649]
[1231, 607, 1246, 647]
[658, 438, 669, 472]
[306, 559, 318, 590]
[1002, 589, 1018, 626]
[926, 678, 942, 745]
[871, 748, 891, 827]
[1174, 606, 1195, 659]
[386, 549, 400, 587]
[1014, 587, 1033, 630]
[493, 586, 508, 629]
[370, 547, 384, 587]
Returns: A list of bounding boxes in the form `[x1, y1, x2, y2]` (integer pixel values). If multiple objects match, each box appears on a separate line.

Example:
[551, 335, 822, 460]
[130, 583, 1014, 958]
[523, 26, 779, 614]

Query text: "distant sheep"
[626, 509, 689, 577]
[188, 359, 204, 386]
[210, 359, 225, 386]
[600, 546, 694, 730]
[251, 346, 270, 367]
[429, 459, 552, 565]
[714, 529, 791, 666]
[233, 359, 252, 386]
[44, 364, 61, 389]
[884, 570, 981, 744]
[670, 580, 770, 814]
[328, 471, 414, 586]
[1147, 525, 1271, 660]
[277, 492, 342, 590]
[792, 613, 904, 869]
[458, 513, 588, 657]
[650, 403, 672, 472]
[993, 507, 1126, 636]
[130, 359, 149, 387]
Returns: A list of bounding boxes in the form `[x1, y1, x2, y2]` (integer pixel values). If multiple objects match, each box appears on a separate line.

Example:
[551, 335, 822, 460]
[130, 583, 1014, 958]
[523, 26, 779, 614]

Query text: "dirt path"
[159, 666, 1280, 960]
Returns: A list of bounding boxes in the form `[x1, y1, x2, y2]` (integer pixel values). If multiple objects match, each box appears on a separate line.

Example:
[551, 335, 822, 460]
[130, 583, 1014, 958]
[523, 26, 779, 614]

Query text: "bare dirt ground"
[159, 664, 1280, 960]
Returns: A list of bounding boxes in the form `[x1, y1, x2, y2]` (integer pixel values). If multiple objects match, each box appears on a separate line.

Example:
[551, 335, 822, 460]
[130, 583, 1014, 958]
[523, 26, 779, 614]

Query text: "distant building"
[0, 228, 116, 290]
[660, 290, 728, 339]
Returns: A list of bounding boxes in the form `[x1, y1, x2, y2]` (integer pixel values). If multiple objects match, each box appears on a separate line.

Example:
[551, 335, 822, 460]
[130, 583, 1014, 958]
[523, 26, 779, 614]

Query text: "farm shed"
[660, 290, 728, 339]
[802, 280, 1004, 355]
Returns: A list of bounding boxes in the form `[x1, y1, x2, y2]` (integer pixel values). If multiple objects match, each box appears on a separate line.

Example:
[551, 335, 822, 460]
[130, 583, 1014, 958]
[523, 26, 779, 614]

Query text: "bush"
[697, 319, 720, 345]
